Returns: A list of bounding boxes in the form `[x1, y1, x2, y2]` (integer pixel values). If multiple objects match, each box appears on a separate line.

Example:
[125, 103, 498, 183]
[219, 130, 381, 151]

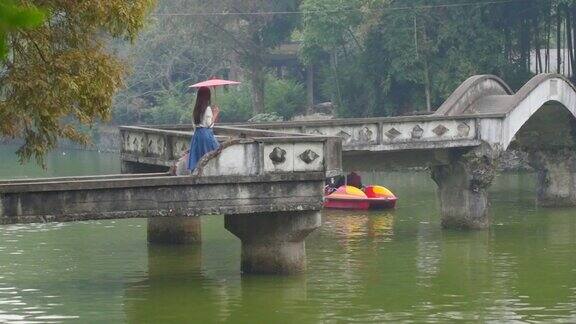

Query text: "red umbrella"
[189, 79, 241, 115]
[189, 78, 240, 88]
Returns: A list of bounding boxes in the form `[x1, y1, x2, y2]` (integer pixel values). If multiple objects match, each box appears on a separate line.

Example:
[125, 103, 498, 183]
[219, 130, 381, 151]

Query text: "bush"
[248, 112, 284, 122]
[264, 75, 306, 119]
[217, 74, 306, 122]
[140, 88, 194, 125]
[216, 85, 253, 123]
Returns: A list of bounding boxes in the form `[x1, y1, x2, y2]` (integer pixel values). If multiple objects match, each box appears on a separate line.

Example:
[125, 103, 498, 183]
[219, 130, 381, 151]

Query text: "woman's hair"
[193, 86, 211, 125]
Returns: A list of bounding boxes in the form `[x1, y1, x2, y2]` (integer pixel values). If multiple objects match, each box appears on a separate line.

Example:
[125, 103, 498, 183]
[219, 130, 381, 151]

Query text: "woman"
[188, 86, 220, 171]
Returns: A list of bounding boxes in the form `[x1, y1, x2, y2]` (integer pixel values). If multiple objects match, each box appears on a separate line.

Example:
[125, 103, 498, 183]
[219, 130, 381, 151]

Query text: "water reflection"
[124, 245, 233, 323]
[322, 210, 395, 243]
[124, 243, 314, 323]
[226, 276, 310, 323]
[415, 221, 441, 286]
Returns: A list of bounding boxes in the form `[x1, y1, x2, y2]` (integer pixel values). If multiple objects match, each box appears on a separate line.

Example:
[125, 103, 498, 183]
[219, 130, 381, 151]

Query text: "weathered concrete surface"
[2, 123, 341, 275]
[147, 217, 202, 244]
[529, 149, 576, 207]
[434, 75, 513, 116]
[431, 145, 499, 230]
[225, 211, 321, 275]
[0, 173, 325, 225]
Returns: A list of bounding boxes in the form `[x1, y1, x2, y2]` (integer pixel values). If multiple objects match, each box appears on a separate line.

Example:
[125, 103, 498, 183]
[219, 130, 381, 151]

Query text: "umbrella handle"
[211, 86, 217, 107]
[211, 87, 219, 123]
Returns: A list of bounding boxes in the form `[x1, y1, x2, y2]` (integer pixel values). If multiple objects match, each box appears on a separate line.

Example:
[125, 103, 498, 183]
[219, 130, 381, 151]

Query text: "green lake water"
[0, 145, 575, 323]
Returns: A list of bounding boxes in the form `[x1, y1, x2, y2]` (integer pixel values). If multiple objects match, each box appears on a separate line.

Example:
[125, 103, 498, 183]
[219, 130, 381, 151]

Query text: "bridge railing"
[140, 113, 507, 152]
[119, 125, 342, 177]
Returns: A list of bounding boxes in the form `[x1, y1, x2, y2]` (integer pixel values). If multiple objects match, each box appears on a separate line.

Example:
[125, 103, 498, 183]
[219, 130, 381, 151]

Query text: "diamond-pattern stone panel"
[432, 125, 449, 137]
[299, 149, 320, 164]
[385, 128, 402, 140]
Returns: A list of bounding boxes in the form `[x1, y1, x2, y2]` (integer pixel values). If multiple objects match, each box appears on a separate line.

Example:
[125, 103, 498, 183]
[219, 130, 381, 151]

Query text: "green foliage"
[141, 89, 194, 125]
[264, 76, 307, 119]
[114, 73, 305, 125]
[0, 0, 45, 60]
[299, 0, 576, 116]
[217, 86, 254, 123]
[0, 0, 155, 165]
[217, 75, 306, 122]
[299, 0, 367, 65]
[248, 113, 284, 123]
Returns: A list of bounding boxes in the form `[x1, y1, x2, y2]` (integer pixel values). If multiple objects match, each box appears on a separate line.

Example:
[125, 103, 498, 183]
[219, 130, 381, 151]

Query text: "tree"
[0, 0, 45, 60]
[112, 0, 227, 126]
[186, 0, 300, 115]
[0, 0, 155, 165]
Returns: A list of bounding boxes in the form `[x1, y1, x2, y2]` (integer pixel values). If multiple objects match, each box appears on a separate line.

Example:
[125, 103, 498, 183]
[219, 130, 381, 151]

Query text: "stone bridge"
[130, 73, 576, 230]
[0, 126, 342, 275]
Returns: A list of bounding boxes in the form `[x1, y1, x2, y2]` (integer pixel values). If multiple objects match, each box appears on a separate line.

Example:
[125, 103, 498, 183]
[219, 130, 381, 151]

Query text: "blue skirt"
[188, 127, 219, 170]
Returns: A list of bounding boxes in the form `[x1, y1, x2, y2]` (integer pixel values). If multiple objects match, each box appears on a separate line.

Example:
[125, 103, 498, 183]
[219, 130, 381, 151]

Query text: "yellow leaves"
[1, 0, 155, 165]
[60, 124, 88, 145]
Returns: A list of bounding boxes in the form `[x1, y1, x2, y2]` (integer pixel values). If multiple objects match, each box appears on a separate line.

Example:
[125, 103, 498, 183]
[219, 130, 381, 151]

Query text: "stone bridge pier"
[431, 144, 499, 229]
[225, 211, 321, 274]
[529, 149, 576, 207]
[147, 211, 322, 274]
[430, 74, 576, 228]
[147, 217, 202, 244]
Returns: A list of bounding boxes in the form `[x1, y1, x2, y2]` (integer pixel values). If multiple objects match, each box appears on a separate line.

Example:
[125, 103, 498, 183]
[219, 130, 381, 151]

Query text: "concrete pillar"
[147, 217, 201, 244]
[431, 146, 498, 230]
[529, 149, 576, 207]
[225, 211, 321, 275]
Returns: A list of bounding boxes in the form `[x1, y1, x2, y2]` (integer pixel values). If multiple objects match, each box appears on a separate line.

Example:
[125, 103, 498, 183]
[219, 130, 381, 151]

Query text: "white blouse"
[195, 106, 214, 128]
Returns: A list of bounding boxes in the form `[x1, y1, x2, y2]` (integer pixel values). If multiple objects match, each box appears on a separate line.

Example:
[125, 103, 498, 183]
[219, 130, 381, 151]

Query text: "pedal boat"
[324, 185, 397, 210]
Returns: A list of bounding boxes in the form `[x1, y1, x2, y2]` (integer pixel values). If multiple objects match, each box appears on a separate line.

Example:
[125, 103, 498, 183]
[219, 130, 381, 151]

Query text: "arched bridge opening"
[510, 101, 576, 206]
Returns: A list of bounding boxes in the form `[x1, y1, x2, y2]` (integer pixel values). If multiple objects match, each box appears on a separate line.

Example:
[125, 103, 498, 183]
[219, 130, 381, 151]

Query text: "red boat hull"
[324, 197, 371, 210]
[324, 185, 397, 210]
[324, 196, 397, 210]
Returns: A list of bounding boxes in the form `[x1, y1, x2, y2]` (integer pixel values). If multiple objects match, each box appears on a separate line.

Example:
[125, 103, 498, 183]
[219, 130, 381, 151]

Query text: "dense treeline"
[113, 0, 576, 124]
[301, 0, 576, 117]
